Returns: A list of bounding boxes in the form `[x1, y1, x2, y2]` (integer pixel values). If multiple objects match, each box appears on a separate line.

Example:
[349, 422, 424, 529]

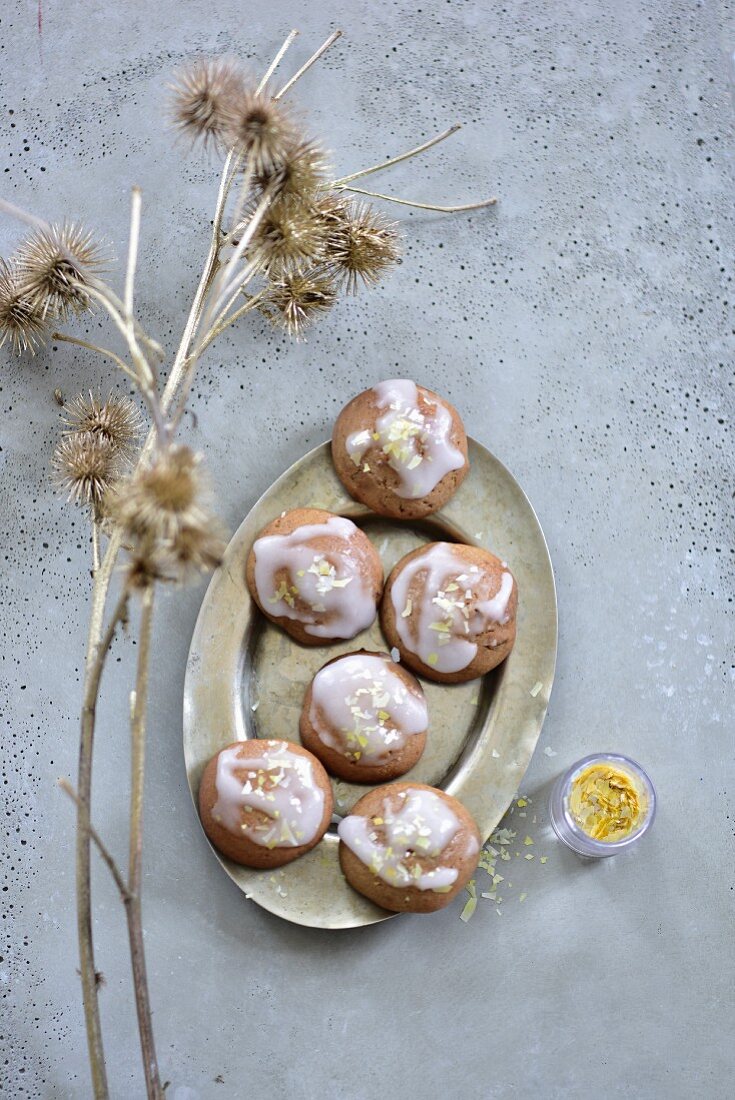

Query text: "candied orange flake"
[569, 763, 646, 842]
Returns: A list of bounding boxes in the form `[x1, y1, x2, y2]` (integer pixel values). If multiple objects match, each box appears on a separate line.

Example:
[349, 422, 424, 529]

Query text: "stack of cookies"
[198, 380, 518, 914]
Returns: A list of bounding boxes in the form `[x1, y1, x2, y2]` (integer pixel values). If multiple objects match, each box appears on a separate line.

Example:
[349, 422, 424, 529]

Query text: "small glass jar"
[548, 753, 656, 858]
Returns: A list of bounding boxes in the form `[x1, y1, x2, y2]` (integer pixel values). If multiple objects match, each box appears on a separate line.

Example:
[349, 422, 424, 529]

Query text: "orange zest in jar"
[568, 763, 646, 843]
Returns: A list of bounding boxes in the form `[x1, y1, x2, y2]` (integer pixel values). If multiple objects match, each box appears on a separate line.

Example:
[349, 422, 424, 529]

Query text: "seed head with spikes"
[15, 222, 107, 319]
[0, 259, 48, 355]
[62, 392, 142, 463]
[53, 431, 120, 511]
[169, 58, 244, 150]
[264, 267, 337, 337]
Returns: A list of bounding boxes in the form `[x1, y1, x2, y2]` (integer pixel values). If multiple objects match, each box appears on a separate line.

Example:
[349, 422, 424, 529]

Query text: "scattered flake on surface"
[390, 647, 400, 663]
[459, 895, 477, 922]
[543, 746, 557, 757]
[540, 856, 548, 864]
[251, 701, 259, 711]
[530, 681, 543, 697]
[459, 878, 478, 922]
[491, 749, 500, 758]
[524, 836, 534, 846]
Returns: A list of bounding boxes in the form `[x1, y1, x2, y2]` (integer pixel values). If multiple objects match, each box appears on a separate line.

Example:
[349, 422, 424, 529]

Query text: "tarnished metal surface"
[183, 438, 557, 928]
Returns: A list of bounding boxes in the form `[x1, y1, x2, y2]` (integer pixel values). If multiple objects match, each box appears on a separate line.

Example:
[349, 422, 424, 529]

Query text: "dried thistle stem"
[92, 523, 101, 573]
[126, 586, 162, 1100]
[59, 779, 132, 904]
[338, 183, 497, 213]
[256, 28, 299, 93]
[79, 282, 164, 441]
[194, 291, 264, 358]
[52, 332, 138, 385]
[76, 581, 130, 1099]
[124, 187, 142, 318]
[0, 195, 50, 233]
[274, 29, 343, 100]
[331, 123, 462, 187]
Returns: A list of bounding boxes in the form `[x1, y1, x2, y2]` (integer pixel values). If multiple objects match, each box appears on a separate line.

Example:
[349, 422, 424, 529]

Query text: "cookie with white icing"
[245, 508, 383, 645]
[300, 650, 428, 783]
[338, 782, 480, 913]
[198, 739, 333, 868]
[380, 542, 518, 683]
[332, 380, 469, 519]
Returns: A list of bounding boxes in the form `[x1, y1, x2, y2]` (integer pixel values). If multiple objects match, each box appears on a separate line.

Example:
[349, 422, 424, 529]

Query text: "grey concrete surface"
[1, 1, 733, 1096]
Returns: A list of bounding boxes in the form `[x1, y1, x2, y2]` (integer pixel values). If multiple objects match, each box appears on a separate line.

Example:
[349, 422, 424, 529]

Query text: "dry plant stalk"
[0, 29, 496, 1099]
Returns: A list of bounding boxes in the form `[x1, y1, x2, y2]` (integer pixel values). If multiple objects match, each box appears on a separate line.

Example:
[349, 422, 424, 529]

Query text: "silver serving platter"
[183, 439, 557, 929]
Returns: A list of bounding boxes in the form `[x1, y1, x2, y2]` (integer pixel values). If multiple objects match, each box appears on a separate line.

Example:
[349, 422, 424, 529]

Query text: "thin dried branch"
[256, 29, 299, 93]
[0, 195, 50, 233]
[332, 123, 462, 186]
[52, 332, 138, 384]
[274, 30, 342, 100]
[75, 580, 131, 1098]
[338, 184, 498, 213]
[124, 187, 142, 318]
[59, 779, 131, 904]
[92, 523, 101, 572]
[125, 586, 161, 1099]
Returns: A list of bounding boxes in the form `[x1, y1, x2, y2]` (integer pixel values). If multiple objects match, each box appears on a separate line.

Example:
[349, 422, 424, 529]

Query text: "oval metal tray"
[183, 438, 557, 929]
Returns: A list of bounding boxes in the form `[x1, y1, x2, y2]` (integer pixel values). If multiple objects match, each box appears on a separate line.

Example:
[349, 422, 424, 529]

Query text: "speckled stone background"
[1, 1, 733, 1097]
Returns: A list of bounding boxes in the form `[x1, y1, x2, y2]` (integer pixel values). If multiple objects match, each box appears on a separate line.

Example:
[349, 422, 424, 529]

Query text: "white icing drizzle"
[212, 740, 325, 849]
[252, 515, 377, 639]
[345, 379, 465, 499]
[391, 543, 514, 674]
[338, 788, 471, 891]
[309, 653, 427, 765]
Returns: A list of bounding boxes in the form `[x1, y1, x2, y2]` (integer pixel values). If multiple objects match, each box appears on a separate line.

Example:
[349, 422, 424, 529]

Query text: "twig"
[79, 282, 164, 440]
[257, 29, 299, 94]
[274, 30, 342, 100]
[91, 523, 101, 574]
[124, 187, 142, 319]
[195, 292, 264, 358]
[0, 195, 50, 232]
[60, 779, 131, 904]
[203, 179, 270, 329]
[76, 579, 130, 1099]
[205, 257, 258, 335]
[337, 184, 498, 213]
[52, 332, 138, 385]
[126, 586, 162, 1100]
[332, 124, 462, 187]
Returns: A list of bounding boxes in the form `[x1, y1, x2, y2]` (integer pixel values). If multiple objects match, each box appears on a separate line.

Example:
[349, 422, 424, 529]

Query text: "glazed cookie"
[246, 508, 383, 645]
[332, 379, 469, 519]
[198, 739, 333, 869]
[338, 782, 480, 913]
[299, 650, 428, 783]
[380, 542, 518, 683]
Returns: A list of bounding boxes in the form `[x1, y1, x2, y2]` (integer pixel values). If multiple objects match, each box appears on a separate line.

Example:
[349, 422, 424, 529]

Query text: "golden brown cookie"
[245, 507, 383, 645]
[380, 541, 517, 683]
[338, 782, 480, 913]
[299, 649, 428, 783]
[198, 739, 333, 869]
[331, 380, 469, 519]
